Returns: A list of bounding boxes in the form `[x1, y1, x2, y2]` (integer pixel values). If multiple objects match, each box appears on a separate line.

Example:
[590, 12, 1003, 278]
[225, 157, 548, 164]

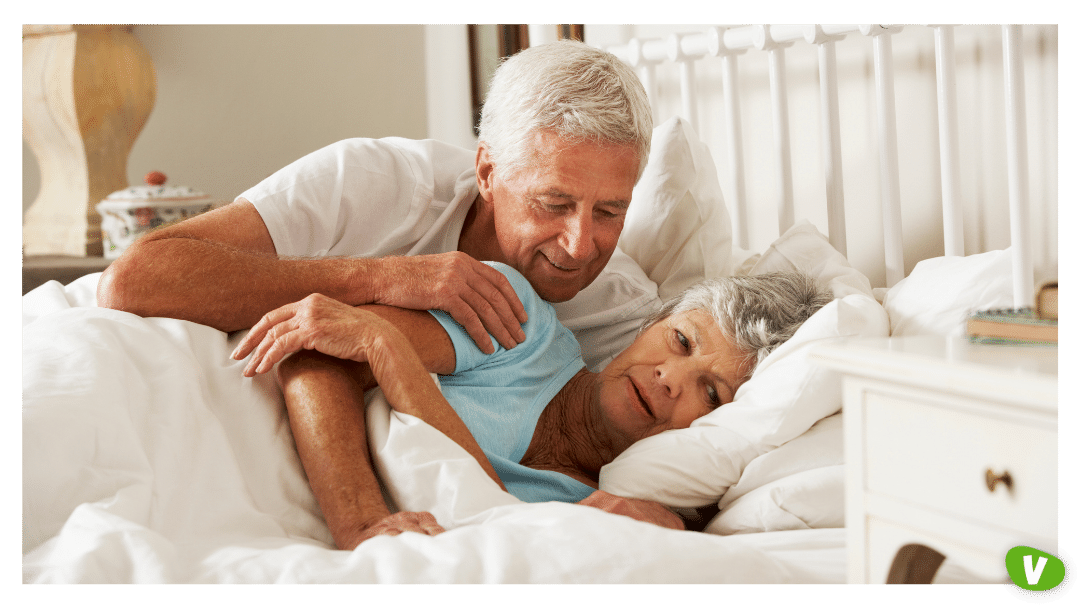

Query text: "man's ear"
[475, 143, 495, 202]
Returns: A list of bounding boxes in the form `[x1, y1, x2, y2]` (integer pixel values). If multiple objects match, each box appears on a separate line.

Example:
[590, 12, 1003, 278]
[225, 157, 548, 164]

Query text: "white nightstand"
[813, 336, 1057, 584]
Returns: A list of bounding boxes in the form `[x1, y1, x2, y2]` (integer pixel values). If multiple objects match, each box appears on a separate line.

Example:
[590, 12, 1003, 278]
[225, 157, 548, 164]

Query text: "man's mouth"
[543, 253, 582, 273]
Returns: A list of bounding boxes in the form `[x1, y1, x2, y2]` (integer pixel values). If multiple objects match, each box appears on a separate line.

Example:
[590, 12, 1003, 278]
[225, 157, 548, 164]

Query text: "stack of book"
[966, 282, 1057, 345]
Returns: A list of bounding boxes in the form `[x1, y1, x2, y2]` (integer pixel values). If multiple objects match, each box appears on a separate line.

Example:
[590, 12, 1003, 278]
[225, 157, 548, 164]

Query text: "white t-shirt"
[239, 137, 661, 370]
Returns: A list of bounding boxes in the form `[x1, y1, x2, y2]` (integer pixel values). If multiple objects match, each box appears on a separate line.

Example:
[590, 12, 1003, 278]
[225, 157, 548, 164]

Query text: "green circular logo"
[1005, 546, 1066, 591]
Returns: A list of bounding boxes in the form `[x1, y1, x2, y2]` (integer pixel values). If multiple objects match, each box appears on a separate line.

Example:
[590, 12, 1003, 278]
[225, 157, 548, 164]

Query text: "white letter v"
[1024, 554, 1048, 585]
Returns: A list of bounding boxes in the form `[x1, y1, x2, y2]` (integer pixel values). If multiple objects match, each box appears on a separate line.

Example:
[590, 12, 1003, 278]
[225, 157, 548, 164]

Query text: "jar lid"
[100, 171, 214, 208]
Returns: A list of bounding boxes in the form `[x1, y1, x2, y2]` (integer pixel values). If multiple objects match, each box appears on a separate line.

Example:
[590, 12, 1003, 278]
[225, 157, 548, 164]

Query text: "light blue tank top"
[428, 263, 596, 503]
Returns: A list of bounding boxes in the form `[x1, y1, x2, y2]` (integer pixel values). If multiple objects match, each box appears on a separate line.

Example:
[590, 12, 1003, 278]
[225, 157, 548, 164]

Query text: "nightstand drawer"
[862, 392, 1057, 539]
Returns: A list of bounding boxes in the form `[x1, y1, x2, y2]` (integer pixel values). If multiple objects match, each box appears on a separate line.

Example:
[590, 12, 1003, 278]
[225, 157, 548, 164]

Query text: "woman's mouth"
[629, 378, 655, 419]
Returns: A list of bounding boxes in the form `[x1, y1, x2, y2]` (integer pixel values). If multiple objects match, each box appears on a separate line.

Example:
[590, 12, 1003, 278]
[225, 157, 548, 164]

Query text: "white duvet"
[22, 273, 846, 584]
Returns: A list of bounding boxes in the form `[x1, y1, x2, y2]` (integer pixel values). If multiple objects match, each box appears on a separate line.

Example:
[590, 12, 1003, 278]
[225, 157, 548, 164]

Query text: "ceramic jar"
[96, 171, 221, 259]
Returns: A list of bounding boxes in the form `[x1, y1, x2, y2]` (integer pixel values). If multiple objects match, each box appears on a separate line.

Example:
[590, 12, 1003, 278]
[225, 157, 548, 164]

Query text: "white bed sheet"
[22, 273, 847, 584]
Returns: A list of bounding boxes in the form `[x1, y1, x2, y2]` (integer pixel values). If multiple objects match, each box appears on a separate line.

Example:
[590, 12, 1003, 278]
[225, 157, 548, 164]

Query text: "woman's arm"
[239, 294, 506, 494]
[345, 306, 506, 491]
[577, 491, 685, 531]
[278, 351, 446, 549]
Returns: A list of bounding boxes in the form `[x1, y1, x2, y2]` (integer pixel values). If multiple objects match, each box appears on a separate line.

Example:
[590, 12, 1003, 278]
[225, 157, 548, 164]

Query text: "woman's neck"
[521, 369, 617, 485]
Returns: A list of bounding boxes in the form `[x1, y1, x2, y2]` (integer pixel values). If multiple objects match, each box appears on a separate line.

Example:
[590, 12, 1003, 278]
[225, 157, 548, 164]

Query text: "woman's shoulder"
[484, 262, 541, 305]
[481, 262, 571, 347]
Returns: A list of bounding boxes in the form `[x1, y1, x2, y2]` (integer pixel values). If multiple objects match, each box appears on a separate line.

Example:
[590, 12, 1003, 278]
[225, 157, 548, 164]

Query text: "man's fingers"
[472, 279, 527, 344]
[474, 262, 528, 325]
[444, 301, 496, 355]
[456, 267, 529, 352]
[455, 290, 523, 353]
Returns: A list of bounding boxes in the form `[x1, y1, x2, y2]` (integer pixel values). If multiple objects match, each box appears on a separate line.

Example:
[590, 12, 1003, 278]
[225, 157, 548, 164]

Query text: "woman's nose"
[653, 361, 689, 398]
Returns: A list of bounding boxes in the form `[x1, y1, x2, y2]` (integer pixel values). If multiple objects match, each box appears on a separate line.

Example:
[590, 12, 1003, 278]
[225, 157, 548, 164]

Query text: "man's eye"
[706, 385, 721, 407]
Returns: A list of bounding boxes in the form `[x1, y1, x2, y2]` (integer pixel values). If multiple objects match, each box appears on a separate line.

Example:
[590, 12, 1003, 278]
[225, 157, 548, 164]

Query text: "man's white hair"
[478, 39, 653, 181]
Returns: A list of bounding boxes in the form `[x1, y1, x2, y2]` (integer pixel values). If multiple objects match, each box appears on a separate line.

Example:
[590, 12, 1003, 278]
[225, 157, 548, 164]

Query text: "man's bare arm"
[97, 199, 528, 351]
[97, 200, 376, 333]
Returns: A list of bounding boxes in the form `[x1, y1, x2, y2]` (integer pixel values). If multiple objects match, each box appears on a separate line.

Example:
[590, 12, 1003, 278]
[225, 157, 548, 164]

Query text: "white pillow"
[599, 223, 888, 508]
[704, 465, 845, 535]
[883, 248, 1014, 336]
[717, 412, 844, 510]
[704, 413, 845, 535]
[619, 116, 733, 302]
[748, 220, 873, 299]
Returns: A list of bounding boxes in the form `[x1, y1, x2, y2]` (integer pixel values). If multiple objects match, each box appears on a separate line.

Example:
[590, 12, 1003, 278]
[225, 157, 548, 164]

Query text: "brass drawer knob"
[985, 469, 1013, 492]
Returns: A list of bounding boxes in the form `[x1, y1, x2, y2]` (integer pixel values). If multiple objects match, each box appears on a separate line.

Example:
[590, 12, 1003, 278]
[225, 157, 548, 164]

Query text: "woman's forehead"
[667, 309, 751, 375]
[667, 309, 718, 340]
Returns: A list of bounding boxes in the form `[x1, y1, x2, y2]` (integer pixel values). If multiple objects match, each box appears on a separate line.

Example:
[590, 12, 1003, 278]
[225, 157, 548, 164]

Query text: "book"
[1037, 281, 1058, 321]
[967, 307, 1057, 345]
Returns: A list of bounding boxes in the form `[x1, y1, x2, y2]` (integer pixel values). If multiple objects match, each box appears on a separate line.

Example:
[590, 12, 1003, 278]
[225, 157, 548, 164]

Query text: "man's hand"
[371, 252, 527, 354]
[343, 511, 446, 549]
[578, 490, 685, 531]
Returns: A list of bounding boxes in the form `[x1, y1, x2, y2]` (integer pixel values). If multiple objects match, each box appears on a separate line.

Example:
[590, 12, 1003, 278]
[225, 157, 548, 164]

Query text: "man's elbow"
[96, 259, 130, 311]
[96, 256, 141, 312]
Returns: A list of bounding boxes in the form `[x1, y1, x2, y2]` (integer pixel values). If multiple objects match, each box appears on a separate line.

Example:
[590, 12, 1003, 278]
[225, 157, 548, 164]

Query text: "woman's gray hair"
[478, 39, 653, 182]
[640, 272, 833, 378]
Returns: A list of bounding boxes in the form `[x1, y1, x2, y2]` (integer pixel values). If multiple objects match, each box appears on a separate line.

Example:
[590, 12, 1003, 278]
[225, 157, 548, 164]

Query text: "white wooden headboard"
[592, 24, 1057, 304]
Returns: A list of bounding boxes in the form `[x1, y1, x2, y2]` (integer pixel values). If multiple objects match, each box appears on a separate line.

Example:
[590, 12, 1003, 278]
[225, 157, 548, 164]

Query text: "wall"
[24, 24, 1057, 288]
[423, 25, 475, 150]
[23, 24, 430, 212]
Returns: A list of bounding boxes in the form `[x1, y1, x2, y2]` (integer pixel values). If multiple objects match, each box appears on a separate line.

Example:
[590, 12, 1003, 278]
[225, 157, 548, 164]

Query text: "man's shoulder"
[330, 137, 474, 168]
[552, 248, 661, 329]
[552, 249, 662, 371]
[334, 138, 476, 197]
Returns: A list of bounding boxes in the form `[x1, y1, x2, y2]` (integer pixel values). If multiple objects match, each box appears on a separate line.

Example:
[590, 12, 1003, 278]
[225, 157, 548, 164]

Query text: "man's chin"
[520, 258, 605, 303]
[536, 288, 577, 303]
[532, 274, 597, 303]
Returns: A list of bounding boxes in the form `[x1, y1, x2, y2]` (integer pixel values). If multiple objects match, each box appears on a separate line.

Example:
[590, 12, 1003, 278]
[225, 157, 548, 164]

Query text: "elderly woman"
[233, 265, 830, 549]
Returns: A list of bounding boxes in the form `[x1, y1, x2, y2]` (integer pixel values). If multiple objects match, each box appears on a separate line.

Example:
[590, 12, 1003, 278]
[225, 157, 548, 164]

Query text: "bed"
[22, 24, 1056, 585]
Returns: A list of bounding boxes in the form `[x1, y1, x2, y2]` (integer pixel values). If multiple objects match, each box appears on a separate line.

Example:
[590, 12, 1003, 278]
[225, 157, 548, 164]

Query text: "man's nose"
[559, 211, 597, 262]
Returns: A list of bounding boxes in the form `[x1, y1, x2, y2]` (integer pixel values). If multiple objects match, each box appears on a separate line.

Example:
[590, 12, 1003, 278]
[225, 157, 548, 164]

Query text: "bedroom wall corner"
[423, 25, 477, 151]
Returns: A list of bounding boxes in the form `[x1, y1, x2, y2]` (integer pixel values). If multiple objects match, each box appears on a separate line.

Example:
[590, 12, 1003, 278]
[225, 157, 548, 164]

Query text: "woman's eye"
[706, 385, 721, 408]
[674, 330, 689, 350]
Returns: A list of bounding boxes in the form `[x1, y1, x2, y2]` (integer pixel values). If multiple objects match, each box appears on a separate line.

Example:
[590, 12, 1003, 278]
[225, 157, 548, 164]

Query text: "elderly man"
[99, 39, 684, 545]
[97, 40, 658, 370]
